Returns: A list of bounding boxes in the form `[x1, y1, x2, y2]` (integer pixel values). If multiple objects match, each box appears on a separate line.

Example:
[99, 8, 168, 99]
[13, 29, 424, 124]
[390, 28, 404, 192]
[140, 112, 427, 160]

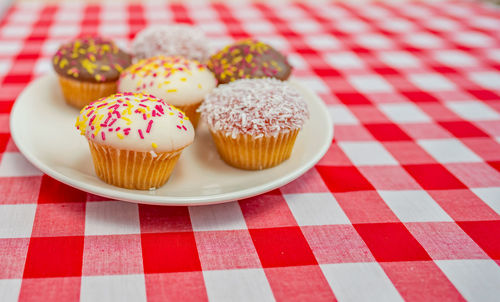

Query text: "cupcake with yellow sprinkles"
[118, 55, 216, 128]
[76, 92, 194, 190]
[53, 36, 132, 108]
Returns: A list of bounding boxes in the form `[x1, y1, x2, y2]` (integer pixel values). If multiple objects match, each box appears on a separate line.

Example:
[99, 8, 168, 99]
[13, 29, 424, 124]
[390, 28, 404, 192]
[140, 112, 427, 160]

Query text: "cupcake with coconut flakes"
[132, 25, 211, 63]
[198, 78, 309, 170]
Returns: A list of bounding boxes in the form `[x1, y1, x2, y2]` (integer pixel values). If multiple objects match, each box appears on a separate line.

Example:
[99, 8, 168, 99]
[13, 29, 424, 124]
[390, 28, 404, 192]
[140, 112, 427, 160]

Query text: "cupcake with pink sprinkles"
[198, 78, 309, 170]
[76, 92, 194, 190]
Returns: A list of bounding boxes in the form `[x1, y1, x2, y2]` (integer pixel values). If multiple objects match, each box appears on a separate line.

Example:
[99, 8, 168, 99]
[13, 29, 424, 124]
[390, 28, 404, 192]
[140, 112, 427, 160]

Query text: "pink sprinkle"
[108, 118, 117, 127]
[152, 111, 157, 117]
[143, 113, 147, 120]
[146, 120, 153, 133]
[96, 102, 108, 108]
[176, 125, 182, 129]
[116, 127, 120, 131]
[103, 115, 111, 125]
[182, 125, 187, 131]
[101, 132, 106, 141]
[91, 133, 95, 138]
[155, 105, 164, 114]
[138, 129, 144, 139]
[139, 104, 147, 108]
[108, 128, 113, 132]
[89, 115, 96, 125]
[86, 110, 94, 117]
[114, 111, 121, 118]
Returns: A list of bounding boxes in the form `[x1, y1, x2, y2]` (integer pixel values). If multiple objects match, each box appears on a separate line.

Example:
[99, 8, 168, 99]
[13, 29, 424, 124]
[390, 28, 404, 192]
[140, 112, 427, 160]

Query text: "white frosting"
[131, 25, 211, 62]
[117, 56, 217, 106]
[76, 93, 195, 152]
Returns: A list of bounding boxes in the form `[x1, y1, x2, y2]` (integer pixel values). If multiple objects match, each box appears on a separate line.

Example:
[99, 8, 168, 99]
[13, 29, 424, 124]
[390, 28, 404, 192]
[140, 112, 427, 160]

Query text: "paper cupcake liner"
[175, 102, 201, 129]
[210, 130, 300, 170]
[88, 141, 183, 190]
[58, 75, 117, 109]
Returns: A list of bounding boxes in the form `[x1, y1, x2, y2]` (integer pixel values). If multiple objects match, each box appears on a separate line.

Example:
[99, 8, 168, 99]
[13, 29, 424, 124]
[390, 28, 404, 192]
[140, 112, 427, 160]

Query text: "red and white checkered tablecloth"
[0, 0, 499, 301]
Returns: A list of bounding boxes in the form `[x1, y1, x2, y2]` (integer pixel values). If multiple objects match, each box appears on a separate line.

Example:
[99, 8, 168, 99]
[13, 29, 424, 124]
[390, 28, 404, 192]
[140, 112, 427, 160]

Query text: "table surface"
[0, 1, 499, 301]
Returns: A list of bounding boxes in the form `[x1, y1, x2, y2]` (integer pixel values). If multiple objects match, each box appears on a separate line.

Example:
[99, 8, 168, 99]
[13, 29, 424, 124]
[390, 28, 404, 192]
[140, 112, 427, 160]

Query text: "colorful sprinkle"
[76, 93, 191, 150]
[207, 39, 290, 84]
[52, 36, 131, 82]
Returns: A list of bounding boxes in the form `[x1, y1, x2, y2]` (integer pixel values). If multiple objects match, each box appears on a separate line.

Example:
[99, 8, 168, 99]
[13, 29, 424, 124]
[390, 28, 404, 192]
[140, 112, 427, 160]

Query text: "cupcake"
[75, 92, 194, 190]
[53, 36, 132, 108]
[132, 25, 211, 63]
[117, 56, 216, 128]
[198, 78, 309, 170]
[208, 39, 292, 85]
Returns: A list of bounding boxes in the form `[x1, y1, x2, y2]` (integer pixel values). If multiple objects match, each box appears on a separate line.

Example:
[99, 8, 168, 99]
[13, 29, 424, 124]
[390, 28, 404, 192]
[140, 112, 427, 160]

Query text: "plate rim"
[10, 74, 333, 206]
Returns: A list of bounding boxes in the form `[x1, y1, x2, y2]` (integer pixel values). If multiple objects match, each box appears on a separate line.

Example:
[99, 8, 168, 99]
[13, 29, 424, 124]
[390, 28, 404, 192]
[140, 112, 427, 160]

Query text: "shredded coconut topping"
[198, 78, 309, 138]
[132, 25, 211, 62]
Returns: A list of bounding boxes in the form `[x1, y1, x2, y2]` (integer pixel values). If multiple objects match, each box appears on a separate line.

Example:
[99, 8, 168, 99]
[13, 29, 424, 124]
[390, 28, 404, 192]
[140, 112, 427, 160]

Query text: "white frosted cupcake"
[198, 78, 309, 170]
[131, 25, 211, 63]
[117, 56, 216, 128]
[75, 92, 194, 190]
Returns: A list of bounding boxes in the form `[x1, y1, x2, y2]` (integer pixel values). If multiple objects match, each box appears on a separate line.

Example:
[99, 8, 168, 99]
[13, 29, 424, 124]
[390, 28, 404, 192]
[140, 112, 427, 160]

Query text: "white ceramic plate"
[10, 73, 333, 206]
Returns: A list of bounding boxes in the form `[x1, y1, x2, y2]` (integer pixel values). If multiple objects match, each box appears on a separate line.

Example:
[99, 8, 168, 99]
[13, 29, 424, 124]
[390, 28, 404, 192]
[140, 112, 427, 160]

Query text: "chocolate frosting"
[208, 39, 292, 85]
[52, 37, 132, 83]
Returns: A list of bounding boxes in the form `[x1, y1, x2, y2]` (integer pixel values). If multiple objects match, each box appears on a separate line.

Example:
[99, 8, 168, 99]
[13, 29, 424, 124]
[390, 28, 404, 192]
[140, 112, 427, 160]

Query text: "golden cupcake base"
[88, 141, 183, 190]
[210, 130, 299, 170]
[58, 76, 117, 109]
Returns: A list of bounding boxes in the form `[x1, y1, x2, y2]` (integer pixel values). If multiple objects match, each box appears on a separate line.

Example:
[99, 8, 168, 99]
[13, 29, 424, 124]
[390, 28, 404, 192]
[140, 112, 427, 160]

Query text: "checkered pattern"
[0, 1, 499, 301]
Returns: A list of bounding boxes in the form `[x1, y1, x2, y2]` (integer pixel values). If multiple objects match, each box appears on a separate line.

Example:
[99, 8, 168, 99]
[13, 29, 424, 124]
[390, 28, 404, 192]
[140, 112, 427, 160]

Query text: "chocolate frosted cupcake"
[52, 36, 132, 108]
[207, 39, 292, 85]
